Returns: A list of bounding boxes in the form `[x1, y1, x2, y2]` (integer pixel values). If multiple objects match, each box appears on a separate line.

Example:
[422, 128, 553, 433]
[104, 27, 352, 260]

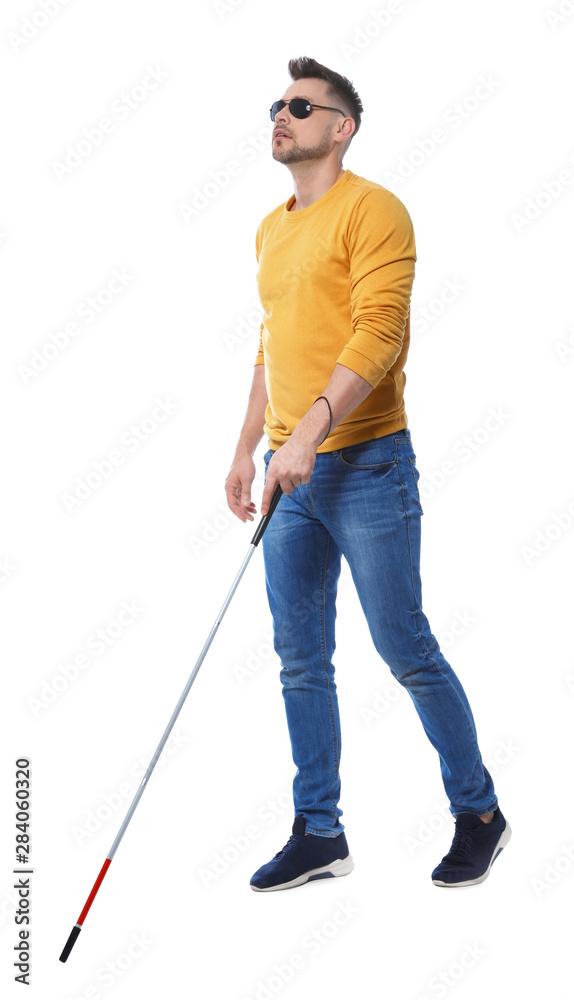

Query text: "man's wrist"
[293, 399, 331, 450]
[234, 438, 258, 460]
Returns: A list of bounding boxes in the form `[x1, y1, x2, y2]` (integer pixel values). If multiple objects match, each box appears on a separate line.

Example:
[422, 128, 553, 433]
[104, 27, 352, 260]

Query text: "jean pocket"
[338, 436, 398, 471]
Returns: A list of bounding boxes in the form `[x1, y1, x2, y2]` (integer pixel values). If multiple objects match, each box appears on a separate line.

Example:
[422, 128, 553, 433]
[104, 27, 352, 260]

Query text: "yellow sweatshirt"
[254, 169, 417, 452]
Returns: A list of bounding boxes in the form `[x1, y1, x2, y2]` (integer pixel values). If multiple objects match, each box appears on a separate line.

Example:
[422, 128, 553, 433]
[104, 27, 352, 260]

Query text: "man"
[225, 56, 511, 890]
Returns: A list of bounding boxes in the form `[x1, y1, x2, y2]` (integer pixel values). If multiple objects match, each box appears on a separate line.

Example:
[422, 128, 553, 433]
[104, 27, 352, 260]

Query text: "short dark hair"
[287, 56, 363, 139]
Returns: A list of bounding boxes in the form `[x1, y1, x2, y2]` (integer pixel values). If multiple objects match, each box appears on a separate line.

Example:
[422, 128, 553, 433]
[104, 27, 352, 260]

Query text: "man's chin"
[272, 149, 308, 166]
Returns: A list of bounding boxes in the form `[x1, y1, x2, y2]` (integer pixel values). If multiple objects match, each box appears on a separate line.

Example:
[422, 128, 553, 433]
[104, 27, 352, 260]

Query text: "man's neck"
[288, 163, 346, 211]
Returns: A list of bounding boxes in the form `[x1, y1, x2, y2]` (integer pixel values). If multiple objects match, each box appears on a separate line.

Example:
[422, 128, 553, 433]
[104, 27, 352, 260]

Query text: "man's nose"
[274, 104, 290, 125]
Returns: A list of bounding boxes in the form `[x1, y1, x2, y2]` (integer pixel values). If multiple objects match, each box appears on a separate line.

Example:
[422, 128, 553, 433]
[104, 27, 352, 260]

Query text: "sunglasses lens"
[270, 99, 312, 121]
[290, 99, 311, 118]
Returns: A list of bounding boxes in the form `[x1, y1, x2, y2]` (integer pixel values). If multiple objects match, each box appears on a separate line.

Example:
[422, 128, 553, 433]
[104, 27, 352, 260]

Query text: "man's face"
[271, 78, 347, 166]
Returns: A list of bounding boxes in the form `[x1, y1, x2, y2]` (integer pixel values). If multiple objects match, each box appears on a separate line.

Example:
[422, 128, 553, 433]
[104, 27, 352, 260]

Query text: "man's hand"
[225, 451, 258, 522]
[227, 365, 374, 521]
[261, 435, 317, 515]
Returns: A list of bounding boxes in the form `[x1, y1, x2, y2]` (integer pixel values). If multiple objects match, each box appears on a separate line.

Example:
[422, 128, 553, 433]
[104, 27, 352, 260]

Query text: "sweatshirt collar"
[282, 169, 353, 220]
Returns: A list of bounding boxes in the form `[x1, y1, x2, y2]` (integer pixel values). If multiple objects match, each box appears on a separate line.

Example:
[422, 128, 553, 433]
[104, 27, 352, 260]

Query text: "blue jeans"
[261, 428, 498, 837]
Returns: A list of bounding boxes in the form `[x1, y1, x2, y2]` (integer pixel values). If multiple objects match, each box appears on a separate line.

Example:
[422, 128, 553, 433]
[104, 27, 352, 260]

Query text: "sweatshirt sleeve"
[336, 188, 416, 388]
[254, 224, 265, 366]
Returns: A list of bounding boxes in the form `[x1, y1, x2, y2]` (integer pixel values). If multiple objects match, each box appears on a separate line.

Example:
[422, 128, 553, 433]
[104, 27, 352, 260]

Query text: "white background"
[1, 0, 573, 996]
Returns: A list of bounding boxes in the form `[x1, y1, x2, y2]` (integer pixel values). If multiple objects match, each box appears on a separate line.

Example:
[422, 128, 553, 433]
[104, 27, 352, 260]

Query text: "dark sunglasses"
[270, 98, 346, 122]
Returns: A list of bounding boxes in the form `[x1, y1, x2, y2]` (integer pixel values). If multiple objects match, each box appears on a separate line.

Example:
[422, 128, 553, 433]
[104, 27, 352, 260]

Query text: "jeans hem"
[304, 827, 344, 838]
[450, 800, 499, 818]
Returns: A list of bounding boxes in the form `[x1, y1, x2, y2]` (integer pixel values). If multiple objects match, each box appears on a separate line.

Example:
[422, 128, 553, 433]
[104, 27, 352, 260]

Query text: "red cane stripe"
[77, 858, 112, 926]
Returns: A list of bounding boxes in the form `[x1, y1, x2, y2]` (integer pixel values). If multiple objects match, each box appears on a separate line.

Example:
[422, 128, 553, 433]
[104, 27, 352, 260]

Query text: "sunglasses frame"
[270, 98, 346, 122]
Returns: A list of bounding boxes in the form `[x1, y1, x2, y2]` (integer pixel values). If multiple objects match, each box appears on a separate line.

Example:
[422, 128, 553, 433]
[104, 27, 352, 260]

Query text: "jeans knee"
[374, 632, 435, 685]
[390, 662, 428, 689]
[273, 625, 302, 666]
[279, 657, 304, 682]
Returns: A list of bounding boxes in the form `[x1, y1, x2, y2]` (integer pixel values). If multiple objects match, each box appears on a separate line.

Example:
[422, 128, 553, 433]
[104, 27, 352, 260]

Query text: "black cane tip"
[59, 924, 81, 963]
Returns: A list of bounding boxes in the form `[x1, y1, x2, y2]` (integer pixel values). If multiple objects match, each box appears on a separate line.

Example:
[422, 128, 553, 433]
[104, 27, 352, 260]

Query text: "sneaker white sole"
[432, 821, 512, 887]
[251, 854, 355, 892]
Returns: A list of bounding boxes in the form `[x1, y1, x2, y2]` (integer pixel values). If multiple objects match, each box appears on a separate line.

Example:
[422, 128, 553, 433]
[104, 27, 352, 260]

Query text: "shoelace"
[273, 834, 303, 859]
[446, 825, 472, 862]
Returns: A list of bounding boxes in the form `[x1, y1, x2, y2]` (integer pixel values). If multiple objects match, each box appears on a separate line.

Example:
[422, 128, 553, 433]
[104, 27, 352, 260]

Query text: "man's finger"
[261, 475, 277, 515]
[225, 483, 240, 508]
[226, 482, 251, 518]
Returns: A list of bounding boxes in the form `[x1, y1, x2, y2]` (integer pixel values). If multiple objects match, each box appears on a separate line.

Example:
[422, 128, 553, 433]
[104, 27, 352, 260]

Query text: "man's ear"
[336, 118, 355, 143]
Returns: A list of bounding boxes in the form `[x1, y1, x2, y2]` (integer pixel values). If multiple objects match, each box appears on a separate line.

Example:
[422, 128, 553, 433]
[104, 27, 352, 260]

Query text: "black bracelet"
[314, 396, 332, 445]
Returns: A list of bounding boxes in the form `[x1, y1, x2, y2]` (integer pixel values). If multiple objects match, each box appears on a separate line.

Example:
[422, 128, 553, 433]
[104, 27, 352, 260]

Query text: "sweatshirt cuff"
[336, 346, 389, 389]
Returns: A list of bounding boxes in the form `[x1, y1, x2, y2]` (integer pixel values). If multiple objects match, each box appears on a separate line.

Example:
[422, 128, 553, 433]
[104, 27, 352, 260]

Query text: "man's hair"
[287, 56, 363, 139]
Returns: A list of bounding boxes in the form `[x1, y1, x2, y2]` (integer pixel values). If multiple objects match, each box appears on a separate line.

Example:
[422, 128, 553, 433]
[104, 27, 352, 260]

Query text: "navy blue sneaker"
[431, 806, 511, 886]
[250, 816, 354, 892]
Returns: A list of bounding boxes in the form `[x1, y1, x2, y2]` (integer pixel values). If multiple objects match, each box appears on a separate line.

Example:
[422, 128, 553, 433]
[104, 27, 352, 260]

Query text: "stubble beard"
[272, 129, 332, 165]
